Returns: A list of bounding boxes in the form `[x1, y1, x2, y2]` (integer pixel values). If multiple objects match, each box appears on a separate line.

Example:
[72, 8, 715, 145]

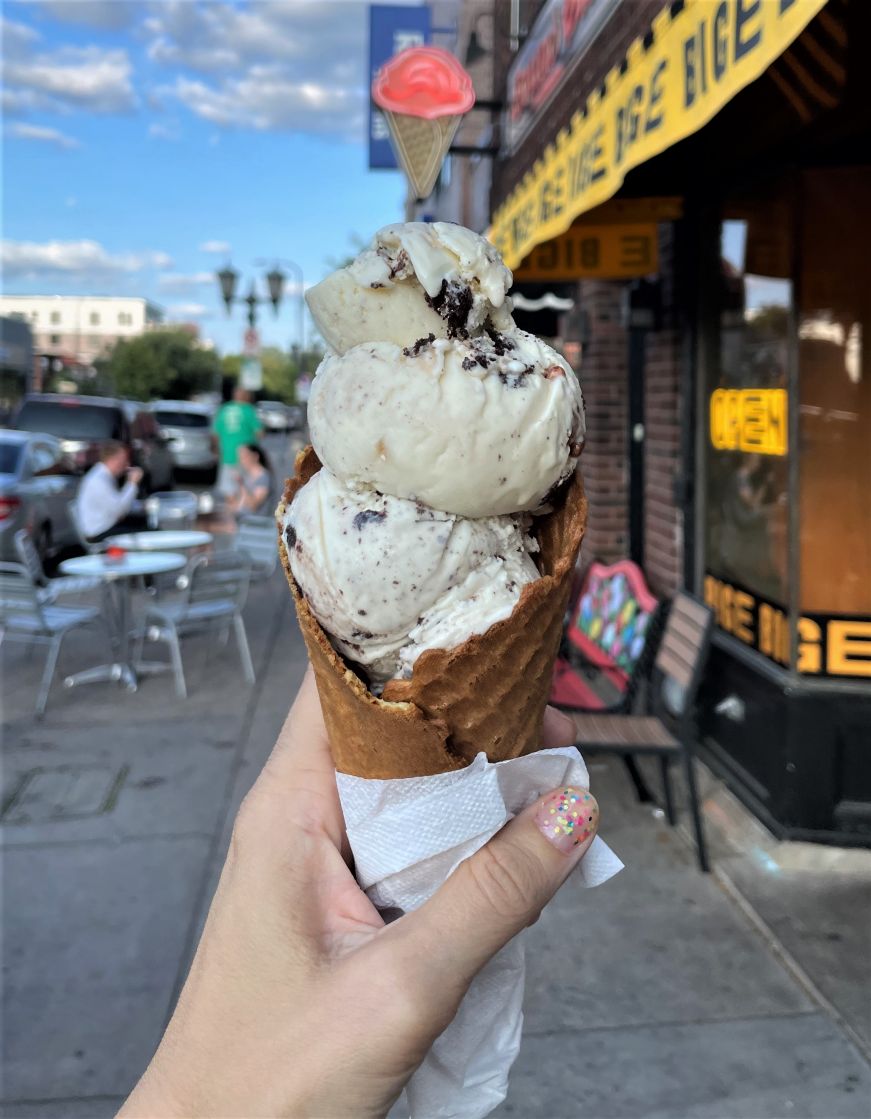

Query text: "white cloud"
[35, 2, 143, 30]
[157, 271, 214, 292]
[6, 121, 81, 148]
[166, 302, 211, 319]
[148, 120, 181, 141]
[199, 240, 231, 255]
[2, 27, 136, 114]
[1, 239, 173, 280]
[2, 16, 40, 51]
[145, 1, 368, 139]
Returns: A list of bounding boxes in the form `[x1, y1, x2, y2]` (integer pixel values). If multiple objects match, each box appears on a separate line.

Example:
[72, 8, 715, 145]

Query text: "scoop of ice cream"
[282, 466, 538, 683]
[305, 221, 514, 354]
[308, 330, 585, 518]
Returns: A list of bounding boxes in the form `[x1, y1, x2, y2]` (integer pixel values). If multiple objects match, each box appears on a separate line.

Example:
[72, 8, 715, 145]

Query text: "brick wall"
[642, 223, 682, 596]
[573, 279, 629, 565]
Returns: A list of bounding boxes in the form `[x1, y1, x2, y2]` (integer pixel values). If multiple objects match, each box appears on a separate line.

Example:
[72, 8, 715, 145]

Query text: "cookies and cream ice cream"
[305, 222, 514, 354]
[284, 221, 585, 691]
[284, 466, 538, 683]
[307, 330, 584, 518]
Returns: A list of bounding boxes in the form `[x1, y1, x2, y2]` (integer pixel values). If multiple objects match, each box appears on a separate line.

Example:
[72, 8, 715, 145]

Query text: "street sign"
[240, 357, 262, 391]
[243, 328, 260, 355]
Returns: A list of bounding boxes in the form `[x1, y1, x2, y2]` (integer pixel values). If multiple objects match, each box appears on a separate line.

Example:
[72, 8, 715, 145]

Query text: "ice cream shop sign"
[507, 0, 619, 154]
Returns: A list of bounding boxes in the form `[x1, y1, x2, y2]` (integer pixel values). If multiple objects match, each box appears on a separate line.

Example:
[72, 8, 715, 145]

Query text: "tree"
[103, 330, 221, 400]
[221, 344, 325, 402]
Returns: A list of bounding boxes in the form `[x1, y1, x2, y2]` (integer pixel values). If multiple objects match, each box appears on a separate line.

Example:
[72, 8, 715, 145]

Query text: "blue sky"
[2, 0, 422, 353]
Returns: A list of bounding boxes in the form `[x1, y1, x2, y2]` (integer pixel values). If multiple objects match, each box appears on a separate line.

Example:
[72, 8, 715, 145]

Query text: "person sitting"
[226, 443, 273, 518]
[75, 441, 146, 543]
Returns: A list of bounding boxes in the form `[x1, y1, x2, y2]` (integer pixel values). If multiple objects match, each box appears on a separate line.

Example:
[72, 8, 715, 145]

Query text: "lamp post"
[216, 264, 286, 328]
[255, 257, 305, 357]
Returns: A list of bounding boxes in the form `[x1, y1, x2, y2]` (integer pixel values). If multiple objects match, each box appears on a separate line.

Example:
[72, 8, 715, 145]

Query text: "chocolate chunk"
[285, 523, 297, 549]
[353, 509, 387, 531]
[402, 332, 436, 358]
[425, 279, 473, 338]
[388, 249, 410, 280]
[462, 351, 489, 371]
[485, 325, 515, 355]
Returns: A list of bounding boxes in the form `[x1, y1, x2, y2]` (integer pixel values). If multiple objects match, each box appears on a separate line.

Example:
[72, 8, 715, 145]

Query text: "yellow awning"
[489, 0, 829, 270]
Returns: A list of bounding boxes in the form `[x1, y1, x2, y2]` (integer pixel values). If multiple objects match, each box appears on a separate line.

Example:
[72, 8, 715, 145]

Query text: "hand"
[127, 466, 144, 486]
[119, 671, 599, 1119]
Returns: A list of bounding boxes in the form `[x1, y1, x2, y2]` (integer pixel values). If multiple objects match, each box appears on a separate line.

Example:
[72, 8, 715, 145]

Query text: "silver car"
[257, 400, 291, 432]
[0, 430, 80, 562]
[150, 401, 218, 482]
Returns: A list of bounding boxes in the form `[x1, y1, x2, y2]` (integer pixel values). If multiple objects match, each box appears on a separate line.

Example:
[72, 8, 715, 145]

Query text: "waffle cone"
[382, 110, 462, 199]
[277, 447, 587, 779]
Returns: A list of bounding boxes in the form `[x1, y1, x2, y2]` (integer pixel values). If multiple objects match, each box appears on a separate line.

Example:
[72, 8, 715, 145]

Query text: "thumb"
[387, 786, 599, 1001]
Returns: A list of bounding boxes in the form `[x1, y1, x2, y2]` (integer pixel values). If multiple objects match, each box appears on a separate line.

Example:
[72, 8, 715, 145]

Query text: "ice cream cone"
[382, 110, 462, 200]
[277, 446, 587, 780]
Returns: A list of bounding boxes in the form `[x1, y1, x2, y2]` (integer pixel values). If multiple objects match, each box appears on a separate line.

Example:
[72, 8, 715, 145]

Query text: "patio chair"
[67, 500, 100, 554]
[568, 592, 714, 872]
[233, 515, 279, 577]
[135, 550, 255, 699]
[0, 561, 110, 717]
[144, 490, 199, 529]
[14, 529, 102, 602]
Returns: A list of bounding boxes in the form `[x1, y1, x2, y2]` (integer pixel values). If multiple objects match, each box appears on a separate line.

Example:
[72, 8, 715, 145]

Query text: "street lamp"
[255, 257, 305, 355]
[216, 263, 288, 329]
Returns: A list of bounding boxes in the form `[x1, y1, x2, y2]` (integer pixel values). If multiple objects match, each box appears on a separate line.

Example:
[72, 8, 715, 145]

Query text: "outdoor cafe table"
[102, 529, 213, 552]
[58, 551, 187, 693]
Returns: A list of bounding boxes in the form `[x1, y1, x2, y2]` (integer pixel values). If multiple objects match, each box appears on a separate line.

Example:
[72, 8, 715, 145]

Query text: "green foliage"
[221, 345, 324, 402]
[103, 330, 221, 401]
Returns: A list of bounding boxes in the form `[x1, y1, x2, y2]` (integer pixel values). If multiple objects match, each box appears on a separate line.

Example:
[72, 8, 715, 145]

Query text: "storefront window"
[704, 196, 792, 652]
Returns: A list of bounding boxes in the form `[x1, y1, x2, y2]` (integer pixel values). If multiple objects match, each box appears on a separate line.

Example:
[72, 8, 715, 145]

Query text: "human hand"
[127, 466, 144, 486]
[119, 671, 599, 1119]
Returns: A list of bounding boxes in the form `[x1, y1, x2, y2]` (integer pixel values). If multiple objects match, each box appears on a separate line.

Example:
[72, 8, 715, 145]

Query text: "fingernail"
[553, 709, 575, 739]
[535, 787, 599, 855]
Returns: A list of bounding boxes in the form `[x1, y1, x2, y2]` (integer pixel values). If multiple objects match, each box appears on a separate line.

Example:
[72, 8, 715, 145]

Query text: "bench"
[550, 559, 660, 713]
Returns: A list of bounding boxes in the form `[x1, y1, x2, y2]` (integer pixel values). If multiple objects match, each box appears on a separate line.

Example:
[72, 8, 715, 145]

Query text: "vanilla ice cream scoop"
[282, 467, 538, 683]
[308, 330, 585, 518]
[306, 221, 514, 354]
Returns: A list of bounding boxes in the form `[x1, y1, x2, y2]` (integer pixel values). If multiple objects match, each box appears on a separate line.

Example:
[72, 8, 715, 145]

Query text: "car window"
[153, 410, 210, 429]
[30, 441, 61, 475]
[16, 401, 123, 441]
[0, 443, 22, 474]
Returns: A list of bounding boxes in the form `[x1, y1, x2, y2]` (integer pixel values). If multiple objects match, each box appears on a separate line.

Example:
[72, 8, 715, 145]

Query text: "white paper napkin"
[337, 746, 624, 1119]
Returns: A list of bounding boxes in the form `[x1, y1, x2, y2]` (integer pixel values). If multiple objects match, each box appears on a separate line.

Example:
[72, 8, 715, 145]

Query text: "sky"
[1, 0, 425, 354]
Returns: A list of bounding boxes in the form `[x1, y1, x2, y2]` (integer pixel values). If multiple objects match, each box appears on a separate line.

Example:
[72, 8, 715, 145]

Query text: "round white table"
[102, 529, 213, 552]
[59, 551, 187, 692]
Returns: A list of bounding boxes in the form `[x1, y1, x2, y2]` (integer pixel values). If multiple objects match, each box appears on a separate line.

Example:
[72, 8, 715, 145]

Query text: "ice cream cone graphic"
[373, 47, 475, 200]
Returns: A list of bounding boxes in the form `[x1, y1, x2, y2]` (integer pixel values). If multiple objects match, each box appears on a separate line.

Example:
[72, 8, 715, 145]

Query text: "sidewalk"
[3, 529, 870, 1117]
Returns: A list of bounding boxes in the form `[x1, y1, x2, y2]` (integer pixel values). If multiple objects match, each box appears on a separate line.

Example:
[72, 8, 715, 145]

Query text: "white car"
[150, 401, 218, 482]
[257, 400, 291, 432]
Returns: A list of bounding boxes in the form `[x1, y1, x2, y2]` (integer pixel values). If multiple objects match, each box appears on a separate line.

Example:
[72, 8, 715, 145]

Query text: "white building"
[0, 295, 164, 367]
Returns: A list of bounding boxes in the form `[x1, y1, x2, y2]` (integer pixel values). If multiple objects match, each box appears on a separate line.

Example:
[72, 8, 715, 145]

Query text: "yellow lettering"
[710, 388, 787, 456]
[733, 590, 754, 643]
[797, 617, 822, 674]
[827, 621, 871, 678]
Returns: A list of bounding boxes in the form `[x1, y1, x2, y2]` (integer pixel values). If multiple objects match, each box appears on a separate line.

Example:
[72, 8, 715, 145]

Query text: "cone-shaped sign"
[372, 47, 475, 201]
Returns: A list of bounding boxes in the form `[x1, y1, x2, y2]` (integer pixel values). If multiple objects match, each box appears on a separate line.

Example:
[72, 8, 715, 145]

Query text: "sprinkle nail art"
[535, 787, 598, 855]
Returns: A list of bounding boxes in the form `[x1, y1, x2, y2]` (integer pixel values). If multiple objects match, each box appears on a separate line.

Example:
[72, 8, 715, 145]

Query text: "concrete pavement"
[2, 446, 869, 1117]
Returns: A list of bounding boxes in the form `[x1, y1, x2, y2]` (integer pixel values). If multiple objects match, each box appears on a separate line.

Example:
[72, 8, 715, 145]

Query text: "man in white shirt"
[76, 441, 144, 542]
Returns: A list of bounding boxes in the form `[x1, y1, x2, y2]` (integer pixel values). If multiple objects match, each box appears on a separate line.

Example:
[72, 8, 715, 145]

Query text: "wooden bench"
[550, 559, 660, 713]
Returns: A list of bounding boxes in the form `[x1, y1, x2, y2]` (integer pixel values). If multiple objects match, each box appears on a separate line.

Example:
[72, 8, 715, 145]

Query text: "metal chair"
[568, 592, 714, 871]
[144, 491, 198, 529]
[67, 500, 100, 554]
[233, 515, 278, 577]
[135, 550, 255, 698]
[0, 561, 110, 717]
[14, 529, 102, 602]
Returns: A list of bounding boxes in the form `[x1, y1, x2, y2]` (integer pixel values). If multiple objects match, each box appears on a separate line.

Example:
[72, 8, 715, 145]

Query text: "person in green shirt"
[213, 387, 263, 497]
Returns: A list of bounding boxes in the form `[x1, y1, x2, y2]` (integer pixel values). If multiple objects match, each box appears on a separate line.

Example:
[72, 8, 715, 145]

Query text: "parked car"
[256, 400, 291, 432]
[150, 400, 218, 482]
[0, 430, 80, 562]
[13, 394, 174, 493]
[286, 404, 305, 431]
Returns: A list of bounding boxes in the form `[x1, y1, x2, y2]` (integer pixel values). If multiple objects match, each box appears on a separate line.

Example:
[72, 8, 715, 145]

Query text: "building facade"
[0, 295, 164, 369]
[478, 0, 869, 843]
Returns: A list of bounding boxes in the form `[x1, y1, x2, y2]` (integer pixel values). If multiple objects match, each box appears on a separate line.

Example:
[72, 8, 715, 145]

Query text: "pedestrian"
[118, 670, 599, 1118]
[75, 441, 145, 543]
[212, 386, 262, 499]
[226, 443, 274, 518]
